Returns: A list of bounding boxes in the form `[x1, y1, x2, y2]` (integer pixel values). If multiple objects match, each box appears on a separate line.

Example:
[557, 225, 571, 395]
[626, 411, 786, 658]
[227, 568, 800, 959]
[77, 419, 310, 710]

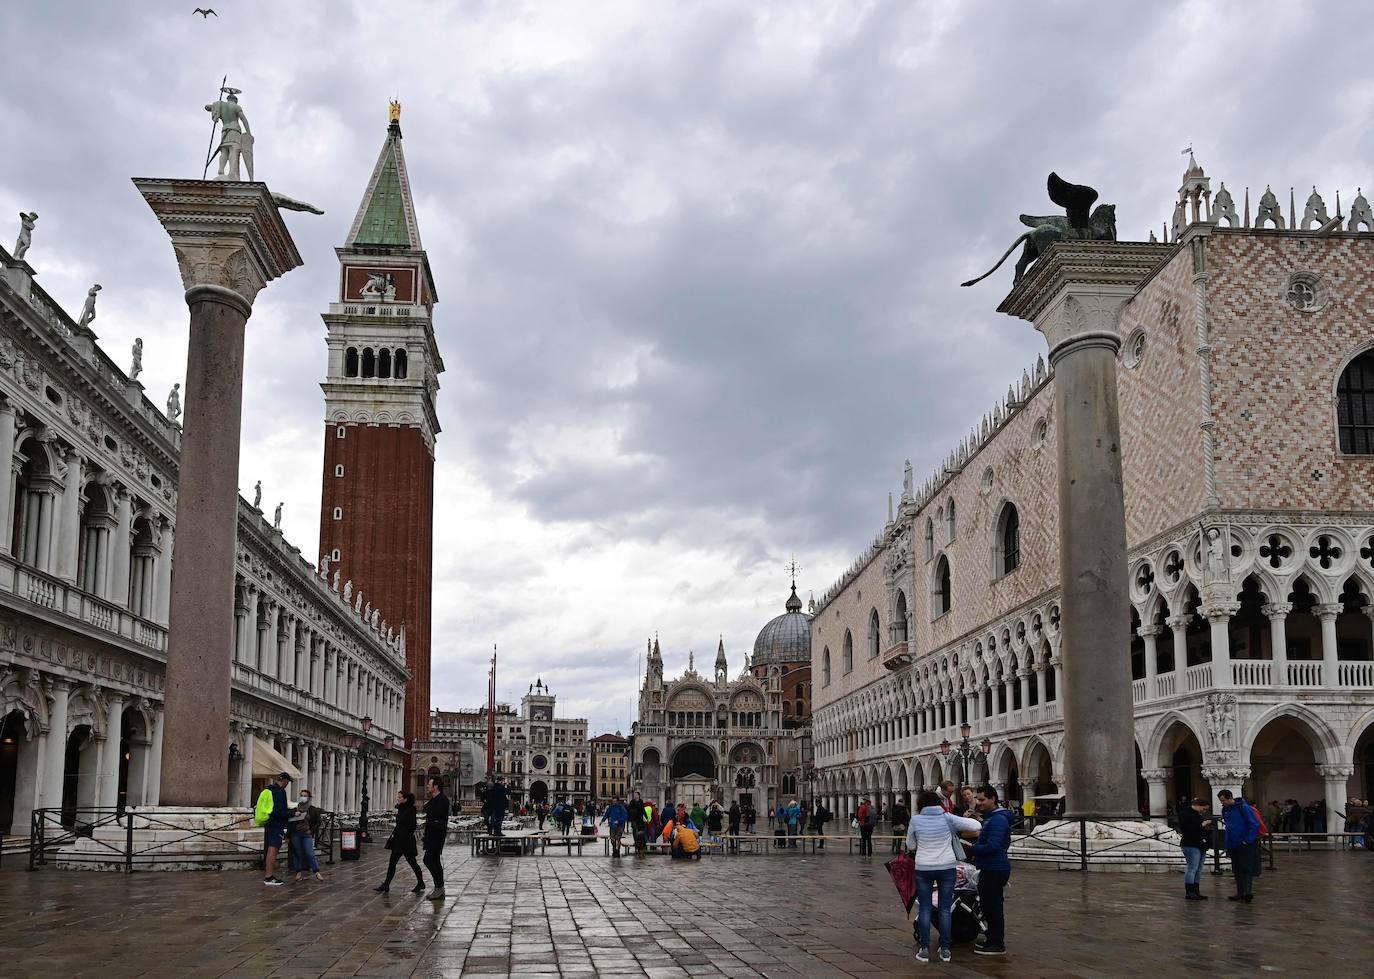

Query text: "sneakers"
[974, 943, 1007, 956]
[293, 873, 302, 883]
[314, 873, 324, 881]
[262, 876, 284, 886]
[939, 948, 951, 963]
[915, 946, 930, 964]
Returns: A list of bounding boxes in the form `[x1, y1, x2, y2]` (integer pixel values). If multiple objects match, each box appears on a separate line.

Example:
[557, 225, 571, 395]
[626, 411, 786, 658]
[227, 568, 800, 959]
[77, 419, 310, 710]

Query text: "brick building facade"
[812, 159, 1374, 822]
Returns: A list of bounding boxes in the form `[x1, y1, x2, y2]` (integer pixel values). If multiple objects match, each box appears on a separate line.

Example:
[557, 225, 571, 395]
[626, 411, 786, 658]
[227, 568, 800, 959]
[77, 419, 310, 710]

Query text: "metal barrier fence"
[29, 807, 344, 873]
[1004, 819, 1274, 872]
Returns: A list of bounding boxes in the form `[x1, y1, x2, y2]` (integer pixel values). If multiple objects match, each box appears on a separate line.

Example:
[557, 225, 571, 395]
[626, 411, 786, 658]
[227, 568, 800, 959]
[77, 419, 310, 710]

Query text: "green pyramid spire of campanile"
[345, 104, 423, 250]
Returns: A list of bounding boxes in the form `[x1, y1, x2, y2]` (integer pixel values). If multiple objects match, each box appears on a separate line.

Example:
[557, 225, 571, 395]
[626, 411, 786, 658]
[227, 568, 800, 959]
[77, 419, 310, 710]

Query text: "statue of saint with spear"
[203, 79, 254, 181]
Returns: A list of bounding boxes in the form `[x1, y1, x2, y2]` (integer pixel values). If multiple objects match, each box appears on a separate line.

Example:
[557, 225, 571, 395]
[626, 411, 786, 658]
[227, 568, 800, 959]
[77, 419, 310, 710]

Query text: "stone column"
[1165, 614, 1191, 671]
[1314, 604, 1342, 688]
[237, 727, 255, 807]
[1201, 764, 1249, 805]
[55, 449, 83, 583]
[1017, 669, 1031, 714]
[1316, 764, 1354, 830]
[146, 707, 164, 805]
[1202, 602, 1238, 688]
[154, 519, 174, 625]
[1139, 768, 1168, 820]
[1018, 778, 1037, 805]
[1139, 625, 1160, 697]
[109, 486, 133, 608]
[262, 602, 279, 679]
[0, 401, 15, 555]
[135, 178, 301, 807]
[999, 242, 1168, 819]
[97, 693, 126, 808]
[1034, 664, 1047, 706]
[1264, 602, 1291, 688]
[300, 742, 312, 797]
[41, 678, 71, 809]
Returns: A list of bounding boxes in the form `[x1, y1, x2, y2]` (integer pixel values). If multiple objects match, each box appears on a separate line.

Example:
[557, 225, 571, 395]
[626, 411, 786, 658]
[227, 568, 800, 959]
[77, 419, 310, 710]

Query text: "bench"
[470, 833, 540, 856]
[1270, 831, 1365, 851]
[538, 834, 596, 855]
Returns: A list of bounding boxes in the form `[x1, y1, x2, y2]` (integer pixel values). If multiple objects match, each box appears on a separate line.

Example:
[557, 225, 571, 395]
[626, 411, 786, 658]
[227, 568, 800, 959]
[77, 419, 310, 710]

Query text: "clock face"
[532, 754, 548, 771]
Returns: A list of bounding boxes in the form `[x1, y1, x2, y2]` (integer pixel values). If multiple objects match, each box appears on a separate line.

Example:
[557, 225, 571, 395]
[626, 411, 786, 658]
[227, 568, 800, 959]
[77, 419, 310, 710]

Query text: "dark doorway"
[63, 726, 90, 827]
[671, 743, 715, 779]
[529, 780, 548, 804]
[0, 711, 25, 832]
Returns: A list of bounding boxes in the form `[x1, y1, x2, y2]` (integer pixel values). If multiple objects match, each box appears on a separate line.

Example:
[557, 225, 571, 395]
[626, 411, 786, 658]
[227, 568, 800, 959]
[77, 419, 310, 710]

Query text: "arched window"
[1337, 350, 1374, 453]
[868, 608, 881, 658]
[394, 348, 408, 379]
[842, 631, 853, 674]
[997, 502, 1021, 576]
[894, 590, 909, 642]
[924, 518, 934, 561]
[344, 347, 359, 377]
[946, 499, 956, 540]
[822, 647, 831, 686]
[378, 348, 392, 379]
[933, 555, 951, 616]
[361, 348, 376, 378]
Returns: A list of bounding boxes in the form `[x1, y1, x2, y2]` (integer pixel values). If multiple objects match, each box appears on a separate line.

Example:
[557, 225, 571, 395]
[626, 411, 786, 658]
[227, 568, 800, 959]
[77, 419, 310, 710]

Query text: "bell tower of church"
[319, 103, 443, 755]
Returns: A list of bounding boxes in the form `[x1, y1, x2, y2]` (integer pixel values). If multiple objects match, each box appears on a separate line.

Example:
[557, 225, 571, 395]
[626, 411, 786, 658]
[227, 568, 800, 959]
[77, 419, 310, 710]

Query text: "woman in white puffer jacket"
[904, 789, 982, 963]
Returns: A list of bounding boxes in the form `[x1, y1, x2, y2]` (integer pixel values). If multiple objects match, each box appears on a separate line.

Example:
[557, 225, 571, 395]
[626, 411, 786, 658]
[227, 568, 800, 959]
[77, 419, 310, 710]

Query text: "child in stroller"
[915, 862, 984, 946]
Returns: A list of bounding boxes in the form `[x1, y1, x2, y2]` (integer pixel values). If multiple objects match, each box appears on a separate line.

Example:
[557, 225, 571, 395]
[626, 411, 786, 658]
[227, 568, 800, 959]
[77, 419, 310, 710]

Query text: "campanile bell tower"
[319, 102, 442, 758]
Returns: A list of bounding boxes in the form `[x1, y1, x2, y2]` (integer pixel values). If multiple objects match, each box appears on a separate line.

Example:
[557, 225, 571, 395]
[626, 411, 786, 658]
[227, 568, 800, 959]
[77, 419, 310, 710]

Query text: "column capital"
[132, 178, 302, 308]
[1201, 764, 1250, 783]
[1139, 768, 1168, 782]
[1262, 602, 1294, 619]
[1200, 601, 1241, 622]
[1315, 764, 1354, 781]
[1313, 603, 1343, 622]
[1165, 613, 1193, 630]
[1137, 624, 1163, 639]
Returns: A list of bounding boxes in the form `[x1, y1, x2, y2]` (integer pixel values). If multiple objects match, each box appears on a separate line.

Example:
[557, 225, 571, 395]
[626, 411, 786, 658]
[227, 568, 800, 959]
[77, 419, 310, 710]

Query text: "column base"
[52, 806, 263, 872]
[1009, 817, 1183, 873]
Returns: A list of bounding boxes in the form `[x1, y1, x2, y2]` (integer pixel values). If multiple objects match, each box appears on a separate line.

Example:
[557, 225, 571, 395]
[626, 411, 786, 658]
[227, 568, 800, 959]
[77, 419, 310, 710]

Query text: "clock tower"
[319, 103, 442, 760]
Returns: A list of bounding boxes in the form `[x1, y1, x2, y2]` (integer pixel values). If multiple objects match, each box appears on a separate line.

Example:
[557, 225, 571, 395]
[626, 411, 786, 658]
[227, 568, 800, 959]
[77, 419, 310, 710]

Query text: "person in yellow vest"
[1022, 798, 1036, 831]
[255, 772, 292, 886]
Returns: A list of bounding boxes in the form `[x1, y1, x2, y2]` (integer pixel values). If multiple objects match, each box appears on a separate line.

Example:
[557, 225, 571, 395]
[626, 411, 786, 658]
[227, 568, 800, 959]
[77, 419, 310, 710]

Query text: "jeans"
[1182, 846, 1205, 885]
[489, 806, 506, 836]
[859, 826, 874, 855]
[1227, 843, 1256, 897]
[915, 868, 956, 952]
[290, 834, 319, 873]
[977, 868, 1010, 946]
[423, 844, 445, 889]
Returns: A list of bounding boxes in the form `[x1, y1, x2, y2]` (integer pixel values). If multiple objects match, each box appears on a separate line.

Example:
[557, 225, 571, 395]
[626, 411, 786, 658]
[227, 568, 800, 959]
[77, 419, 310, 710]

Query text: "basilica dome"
[751, 584, 812, 666]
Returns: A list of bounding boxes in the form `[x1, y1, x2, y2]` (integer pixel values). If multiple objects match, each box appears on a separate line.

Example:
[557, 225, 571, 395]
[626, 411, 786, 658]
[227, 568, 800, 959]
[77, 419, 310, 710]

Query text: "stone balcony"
[0, 551, 167, 653]
[881, 640, 912, 671]
[328, 301, 428, 320]
[1131, 658, 1374, 703]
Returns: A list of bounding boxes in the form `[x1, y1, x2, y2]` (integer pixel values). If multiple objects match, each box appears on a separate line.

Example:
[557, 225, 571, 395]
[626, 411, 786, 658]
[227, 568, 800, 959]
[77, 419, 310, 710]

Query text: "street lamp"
[346, 723, 383, 838]
[940, 722, 993, 787]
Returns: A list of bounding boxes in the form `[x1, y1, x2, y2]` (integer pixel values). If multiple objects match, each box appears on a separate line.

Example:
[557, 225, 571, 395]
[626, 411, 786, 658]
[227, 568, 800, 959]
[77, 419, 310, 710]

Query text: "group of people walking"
[373, 775, 450, 901]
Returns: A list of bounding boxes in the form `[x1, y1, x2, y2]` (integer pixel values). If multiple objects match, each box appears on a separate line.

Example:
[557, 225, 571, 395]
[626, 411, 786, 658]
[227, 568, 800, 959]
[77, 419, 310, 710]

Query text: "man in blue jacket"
[1218, 789, 1260, 902]
[600, 796, 629, 858]
[970, 785, 1012, 956]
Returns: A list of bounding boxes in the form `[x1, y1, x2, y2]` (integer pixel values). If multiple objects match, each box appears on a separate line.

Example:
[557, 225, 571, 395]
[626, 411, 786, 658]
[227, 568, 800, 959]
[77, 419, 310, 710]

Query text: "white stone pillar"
[55, 450, 82, 583]
[238, 728, 254, 807]
[1017, 669, 1031, 713]
[41, 679, 71, 809]
[1264, 602, 1291, 688]
[1201, 764, 1249, 804]
[1203, 603, 1239, 688]
[97, 693, 126, 808]
[110, 487, 133, 608]
[146, 707, 164, 805]
[0, 402, 15, 555]
[1317, 765, 1354, 830]
[1315, 604, 1342, 689]
[1034, 664, 1047, 706]
[1140, 768, 1168, 820]
[154, 519, 173, 625]
[1139, 625, 1160, 695]
[263, 602, 279, 678]
[35, 488, 55, 572]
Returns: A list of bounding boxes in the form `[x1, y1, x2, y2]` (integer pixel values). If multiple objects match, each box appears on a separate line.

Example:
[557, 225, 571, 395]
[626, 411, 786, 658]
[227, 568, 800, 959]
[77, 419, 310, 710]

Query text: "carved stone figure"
[273, 502, 282, 529]
[1203, 526, 1229, 585]
[129, 337, 143, 381]
[252, 480, 262, 509]
[343, 580, 353, 603]
[78, 284, 101, 329]
[1213, 183, 1238, 227]
[204, 87, 254, 181]
[331, 570, 340, 591]
[318, 553, 330, 577]
[902, 459, 913, 500]
[13, 211, 36, 261]
[961, 173, 1118, 288]
[370, 609, 380, 630]
[166, 383, 181, 425]
[1254, 185, 1285, 229]
[354, 591, 363, 613]
[1301, 187, 1329, 229]
[1348, 189, 1374, 232]
[1204, 691, 1238, 751]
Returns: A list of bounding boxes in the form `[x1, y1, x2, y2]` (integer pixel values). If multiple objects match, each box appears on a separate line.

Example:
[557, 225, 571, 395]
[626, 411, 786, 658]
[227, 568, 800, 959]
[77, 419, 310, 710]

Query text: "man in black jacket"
[422, 776, 450, 901]
[487, 776, 509, 837]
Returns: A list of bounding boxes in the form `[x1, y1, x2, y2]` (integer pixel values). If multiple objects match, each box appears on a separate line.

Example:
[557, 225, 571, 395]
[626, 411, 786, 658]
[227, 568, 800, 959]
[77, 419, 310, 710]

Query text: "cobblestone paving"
[1, 847, 1369, 976]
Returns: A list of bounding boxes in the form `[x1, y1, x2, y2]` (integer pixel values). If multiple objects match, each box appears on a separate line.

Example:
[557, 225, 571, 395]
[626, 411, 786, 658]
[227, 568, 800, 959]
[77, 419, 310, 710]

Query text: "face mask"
[298, 796, 310, 806]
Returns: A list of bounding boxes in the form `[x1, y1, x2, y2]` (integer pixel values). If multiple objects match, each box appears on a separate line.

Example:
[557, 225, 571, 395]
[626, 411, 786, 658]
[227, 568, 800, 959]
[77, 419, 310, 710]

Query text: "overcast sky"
[2, 1, 1368, 733]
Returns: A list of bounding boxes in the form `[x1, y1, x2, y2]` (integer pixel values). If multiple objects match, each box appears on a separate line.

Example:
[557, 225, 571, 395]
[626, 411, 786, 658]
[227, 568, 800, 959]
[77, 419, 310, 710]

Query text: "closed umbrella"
[885, 853, 917, 913]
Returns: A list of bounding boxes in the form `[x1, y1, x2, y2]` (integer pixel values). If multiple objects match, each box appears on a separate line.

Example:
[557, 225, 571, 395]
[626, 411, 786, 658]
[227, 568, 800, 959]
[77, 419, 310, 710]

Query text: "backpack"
[675, 825, 700, 853]
[254, 787, 274, 827]
[1249, 803, 1268, 837]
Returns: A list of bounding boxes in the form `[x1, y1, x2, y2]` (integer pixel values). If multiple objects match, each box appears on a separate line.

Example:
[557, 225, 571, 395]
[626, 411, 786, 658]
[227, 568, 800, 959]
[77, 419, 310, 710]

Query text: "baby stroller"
[916, 862, 984, 946]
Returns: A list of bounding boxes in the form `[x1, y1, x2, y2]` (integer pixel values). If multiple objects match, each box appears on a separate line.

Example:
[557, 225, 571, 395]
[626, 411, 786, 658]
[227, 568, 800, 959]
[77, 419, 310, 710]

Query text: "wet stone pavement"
[1, 846, 1369, 976]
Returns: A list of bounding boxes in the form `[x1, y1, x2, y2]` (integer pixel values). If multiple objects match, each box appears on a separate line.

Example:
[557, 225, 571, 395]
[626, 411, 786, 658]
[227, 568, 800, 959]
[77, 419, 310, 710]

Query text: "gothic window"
[345, 347, 359, 377]
[842, 631, 853, 674]
[361, 348, 376, 378]
[1337, 350, 1374, 453]
[822, 647, 831, 686]
[997, 503, 1021, 576]
[933, 555, 951, 616]
[394, 348, 408, 379]
[378, 348, 392, 379]
[867, 609, 881, 658]
[924, 518, 934, 561]
[894, 590, 909, 642]
[946, 499, 956, 540]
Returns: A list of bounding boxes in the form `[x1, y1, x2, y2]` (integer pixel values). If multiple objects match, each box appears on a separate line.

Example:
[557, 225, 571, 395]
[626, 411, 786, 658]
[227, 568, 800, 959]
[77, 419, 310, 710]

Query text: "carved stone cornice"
[997, 241, 1173, 328]
[131, 178, 302, 307]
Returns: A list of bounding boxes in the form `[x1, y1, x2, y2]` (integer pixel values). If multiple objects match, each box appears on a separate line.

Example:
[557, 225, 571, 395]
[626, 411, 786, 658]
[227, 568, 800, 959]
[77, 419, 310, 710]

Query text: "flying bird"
[192, 8, 217, 17]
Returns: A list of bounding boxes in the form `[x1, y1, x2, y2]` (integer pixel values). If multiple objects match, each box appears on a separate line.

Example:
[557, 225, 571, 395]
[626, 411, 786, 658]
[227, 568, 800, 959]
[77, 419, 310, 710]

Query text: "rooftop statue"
[78, 284, 101, 329]
[961, 173, 1117, 288]
[13, 211, 37, 261]
[204, 86, 253, 181]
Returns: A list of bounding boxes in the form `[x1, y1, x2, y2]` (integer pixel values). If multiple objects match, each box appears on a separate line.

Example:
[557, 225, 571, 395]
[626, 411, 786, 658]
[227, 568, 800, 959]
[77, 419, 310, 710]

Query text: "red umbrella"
[885, 853, 916, 913]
